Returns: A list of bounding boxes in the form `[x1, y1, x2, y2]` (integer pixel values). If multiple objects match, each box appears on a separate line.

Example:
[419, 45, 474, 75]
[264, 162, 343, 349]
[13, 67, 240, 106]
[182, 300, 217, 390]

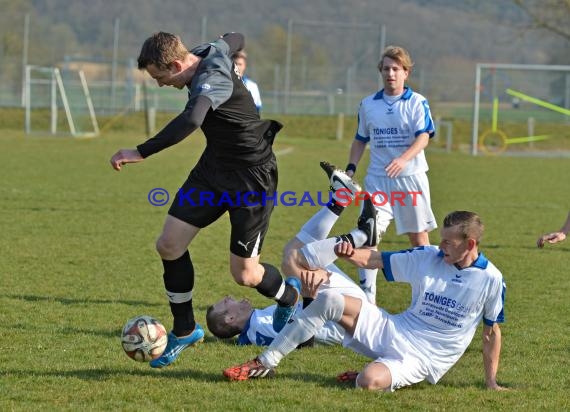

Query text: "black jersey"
[138, 36, 281, 170]
[191, 41, 281, 169]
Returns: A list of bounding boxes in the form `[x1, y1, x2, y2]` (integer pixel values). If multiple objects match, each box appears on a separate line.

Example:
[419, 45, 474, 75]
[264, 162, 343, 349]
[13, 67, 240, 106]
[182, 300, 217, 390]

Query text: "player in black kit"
[110, 32, 298, 368]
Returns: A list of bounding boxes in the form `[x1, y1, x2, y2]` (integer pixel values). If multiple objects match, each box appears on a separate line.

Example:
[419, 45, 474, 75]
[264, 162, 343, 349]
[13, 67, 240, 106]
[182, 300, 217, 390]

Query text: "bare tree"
[513, 0, 570, 42]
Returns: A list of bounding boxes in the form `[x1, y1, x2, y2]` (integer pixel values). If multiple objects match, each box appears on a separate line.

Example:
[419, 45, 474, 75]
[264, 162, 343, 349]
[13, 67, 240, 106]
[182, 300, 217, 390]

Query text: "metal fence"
[3, 60, 480, 118]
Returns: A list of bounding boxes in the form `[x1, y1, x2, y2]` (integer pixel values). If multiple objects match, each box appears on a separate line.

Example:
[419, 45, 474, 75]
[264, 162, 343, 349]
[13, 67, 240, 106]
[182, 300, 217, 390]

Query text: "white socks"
[358, 267, 378, 304]
[298, 207, 340, 242]
[349, 228, 368, 248]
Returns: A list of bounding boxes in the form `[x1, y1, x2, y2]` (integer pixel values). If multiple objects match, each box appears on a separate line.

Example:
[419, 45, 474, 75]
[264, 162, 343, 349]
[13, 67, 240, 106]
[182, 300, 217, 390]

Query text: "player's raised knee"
[355, 363, 392, 391]
[281, 243, 306, 276]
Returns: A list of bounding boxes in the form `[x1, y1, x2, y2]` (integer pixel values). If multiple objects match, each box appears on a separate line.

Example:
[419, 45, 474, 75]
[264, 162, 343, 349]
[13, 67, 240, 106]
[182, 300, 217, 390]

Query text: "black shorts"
[168, 156, 278, 258]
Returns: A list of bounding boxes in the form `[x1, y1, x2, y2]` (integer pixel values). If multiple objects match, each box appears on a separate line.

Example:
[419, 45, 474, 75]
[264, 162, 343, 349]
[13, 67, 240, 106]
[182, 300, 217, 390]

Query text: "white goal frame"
[24, 65, 99, 137]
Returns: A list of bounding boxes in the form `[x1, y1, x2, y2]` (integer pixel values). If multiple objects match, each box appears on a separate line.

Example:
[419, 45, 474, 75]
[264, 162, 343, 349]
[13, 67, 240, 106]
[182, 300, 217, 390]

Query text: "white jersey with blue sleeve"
[237, 266, 363, 347]
[381, 245, 505, 383]
[237, 305, 282, 346]
[356, 87, 435, 177]
[237, 303, 344, 347]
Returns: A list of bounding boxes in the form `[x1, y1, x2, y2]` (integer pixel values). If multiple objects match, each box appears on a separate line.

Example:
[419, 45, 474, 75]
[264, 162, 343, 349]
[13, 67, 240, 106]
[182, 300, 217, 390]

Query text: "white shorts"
[343, 300, 431, 391]
[321, 268, 366, 300]
[363, 172, 437, 235]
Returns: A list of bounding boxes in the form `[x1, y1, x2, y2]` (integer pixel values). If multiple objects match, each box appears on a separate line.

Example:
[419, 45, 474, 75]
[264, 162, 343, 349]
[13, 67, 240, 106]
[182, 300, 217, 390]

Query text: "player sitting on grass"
[207, 164, 367, 345]
[224, 207, 508, 392]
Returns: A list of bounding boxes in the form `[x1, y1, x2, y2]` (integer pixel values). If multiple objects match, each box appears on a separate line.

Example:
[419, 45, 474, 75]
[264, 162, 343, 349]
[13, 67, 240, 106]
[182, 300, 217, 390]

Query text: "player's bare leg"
[229, 254, 264, 287]
[231, 253, 300, 332]
[156, 215, 199, 259]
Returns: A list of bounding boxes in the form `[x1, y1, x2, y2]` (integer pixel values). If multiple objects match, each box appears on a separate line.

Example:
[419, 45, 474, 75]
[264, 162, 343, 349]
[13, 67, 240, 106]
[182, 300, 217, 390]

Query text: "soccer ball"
[121, 315, 168, 362]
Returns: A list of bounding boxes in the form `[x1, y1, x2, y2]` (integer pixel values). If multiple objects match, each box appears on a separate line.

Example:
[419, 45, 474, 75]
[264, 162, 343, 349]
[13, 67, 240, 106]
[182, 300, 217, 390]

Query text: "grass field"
[1, 116, 569, 411]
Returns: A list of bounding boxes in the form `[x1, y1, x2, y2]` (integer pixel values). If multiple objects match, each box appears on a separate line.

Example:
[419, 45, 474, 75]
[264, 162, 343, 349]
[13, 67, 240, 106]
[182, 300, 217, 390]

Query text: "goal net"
[24, 65, 99, 137]
[472, 63, 570, 155]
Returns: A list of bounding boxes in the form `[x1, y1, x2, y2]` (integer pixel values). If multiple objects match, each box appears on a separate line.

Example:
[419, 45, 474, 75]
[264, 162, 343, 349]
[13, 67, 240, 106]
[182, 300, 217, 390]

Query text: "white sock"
[349, 229, 368, 248]
[358, 267, 378, 304]
[298, 207, 339, 241]
[259, 290, 345, 368]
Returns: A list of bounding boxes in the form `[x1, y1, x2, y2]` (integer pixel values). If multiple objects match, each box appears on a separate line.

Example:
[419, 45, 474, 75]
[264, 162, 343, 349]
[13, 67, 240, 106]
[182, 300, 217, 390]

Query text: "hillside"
[0, 0, 568, 106]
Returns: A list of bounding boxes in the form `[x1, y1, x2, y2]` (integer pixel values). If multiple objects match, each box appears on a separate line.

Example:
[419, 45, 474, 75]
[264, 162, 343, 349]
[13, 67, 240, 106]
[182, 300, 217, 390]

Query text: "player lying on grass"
[207, 165, 367, 345]
[206, 279, 348, 347]
[224, 207, 508, 392]
[537, 210, 570, 248]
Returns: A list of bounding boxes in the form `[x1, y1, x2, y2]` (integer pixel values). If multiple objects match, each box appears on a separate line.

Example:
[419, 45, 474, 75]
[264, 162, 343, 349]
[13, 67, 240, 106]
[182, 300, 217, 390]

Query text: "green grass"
[1, 118, 569, 411]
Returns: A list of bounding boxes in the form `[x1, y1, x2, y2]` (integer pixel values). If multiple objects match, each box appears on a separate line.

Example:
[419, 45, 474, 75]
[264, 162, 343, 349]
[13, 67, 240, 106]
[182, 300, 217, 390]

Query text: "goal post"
[24, 65, 100, 137]
[472, 63, 570, 155]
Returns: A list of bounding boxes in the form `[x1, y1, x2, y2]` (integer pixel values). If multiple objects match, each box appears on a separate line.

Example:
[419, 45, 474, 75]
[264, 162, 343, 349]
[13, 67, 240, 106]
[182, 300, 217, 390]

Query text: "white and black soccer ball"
[121, 315, 168, 362]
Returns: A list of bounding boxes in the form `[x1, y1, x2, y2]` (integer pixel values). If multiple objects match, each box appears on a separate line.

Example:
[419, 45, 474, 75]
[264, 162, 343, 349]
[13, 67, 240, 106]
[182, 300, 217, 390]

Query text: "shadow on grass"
[3, 367, 347, 387]
[6, 323, 124, 339]
[5, 294, 162, 307]
[5, 295, 257, 313]
[3, 366, 513, 391]
[437, 380, 520, 391]
[3, 367, 221, 382]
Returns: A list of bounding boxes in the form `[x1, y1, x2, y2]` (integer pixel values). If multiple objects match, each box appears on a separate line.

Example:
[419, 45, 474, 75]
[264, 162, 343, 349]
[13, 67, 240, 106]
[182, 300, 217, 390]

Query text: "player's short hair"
[206, 305, 241, 339]
[378, 45, 414, 73]
[232, 50, 247, 61]
[137, 32, 189, 70]
[443, 211, 485, 244]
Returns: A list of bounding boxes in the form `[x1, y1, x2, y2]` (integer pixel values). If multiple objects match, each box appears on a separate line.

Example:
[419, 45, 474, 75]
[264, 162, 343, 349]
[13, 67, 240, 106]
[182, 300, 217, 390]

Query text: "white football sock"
[298, 206, 339, 242]
[358, 267, 378, 304]
[349, 228, 368, 248]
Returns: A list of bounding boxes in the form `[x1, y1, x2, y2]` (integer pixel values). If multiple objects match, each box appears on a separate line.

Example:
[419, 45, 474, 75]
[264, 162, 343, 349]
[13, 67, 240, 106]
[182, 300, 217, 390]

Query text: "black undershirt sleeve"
[221, 32, 245, 56]
[136, 95, 212, 158]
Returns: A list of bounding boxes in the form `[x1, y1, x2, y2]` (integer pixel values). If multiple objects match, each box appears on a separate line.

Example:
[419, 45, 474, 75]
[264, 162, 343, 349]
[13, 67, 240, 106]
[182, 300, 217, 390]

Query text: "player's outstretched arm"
[537, 211, 570, 248]
[537, 231, 567, 248]
[110, 148, 144, 171]
[482, 324, 508, 391]
[335, 241, 383, 270]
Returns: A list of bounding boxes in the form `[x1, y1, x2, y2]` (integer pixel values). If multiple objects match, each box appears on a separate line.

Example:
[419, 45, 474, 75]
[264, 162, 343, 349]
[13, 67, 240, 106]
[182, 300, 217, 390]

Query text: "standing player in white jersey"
[343, 46, 437, 304]
[224, 207, 508, 392]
